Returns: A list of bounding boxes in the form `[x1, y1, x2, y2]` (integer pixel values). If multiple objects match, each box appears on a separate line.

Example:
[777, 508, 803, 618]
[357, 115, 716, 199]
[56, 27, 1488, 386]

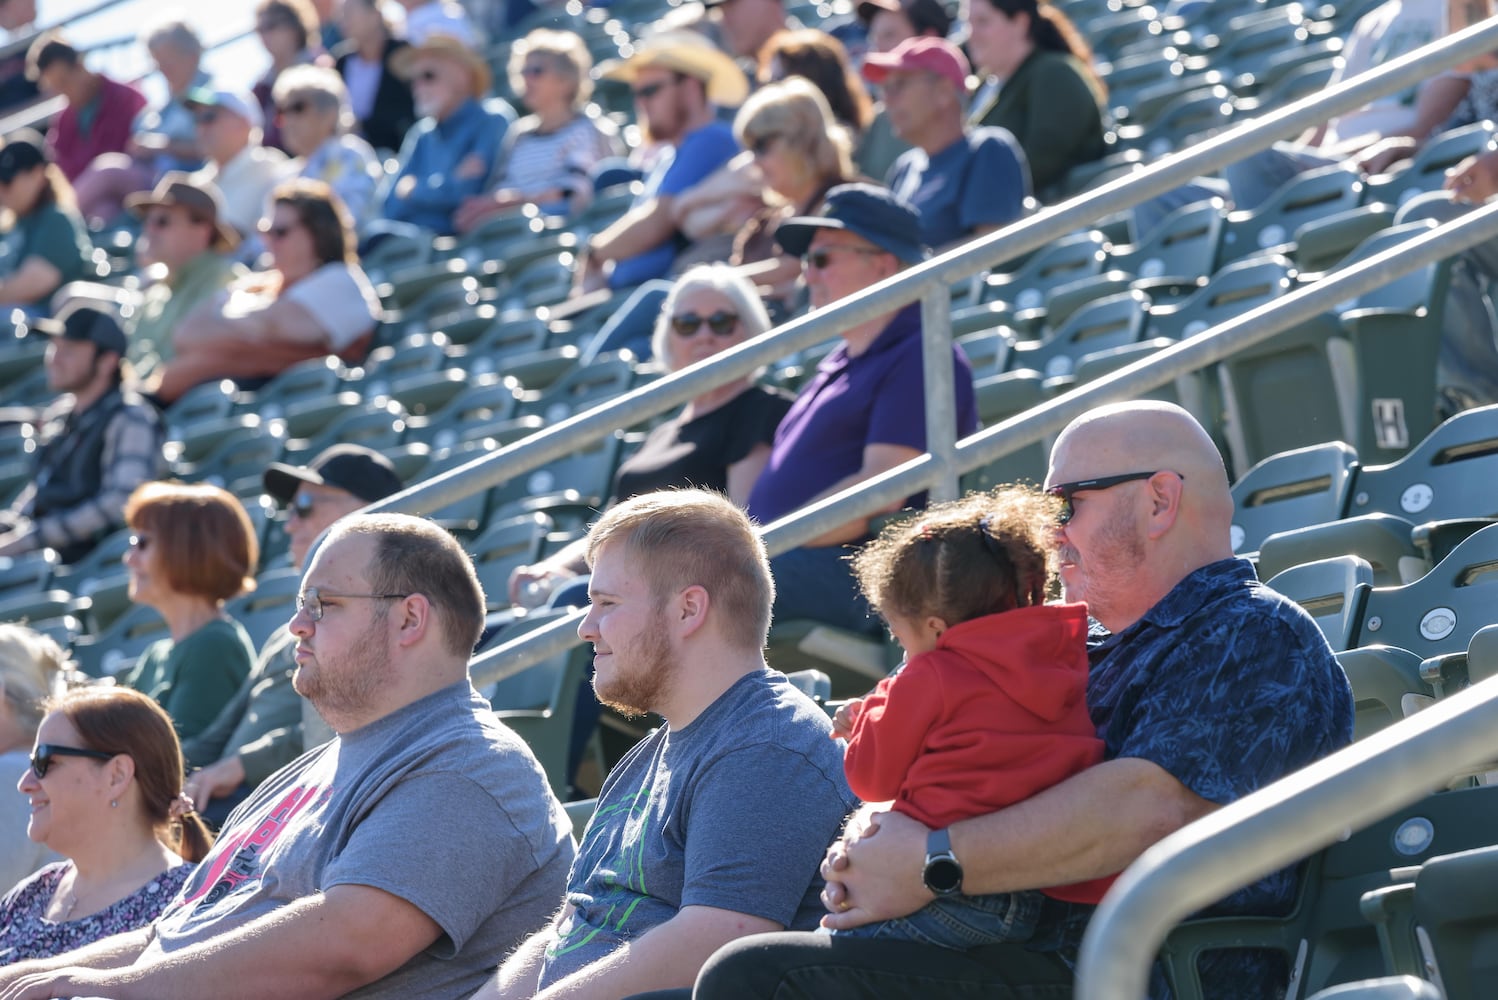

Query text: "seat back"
[1162, 784, 1498, 1000]
[982, 228, 1108, 313]
[1353, 523, 1498, 658]
[1336, 646, 1430, 740]
[1258, 514, 1424, 588]
[1150, 254, 1296, 341]
[1412, 843, 1498, 1000]
[1218, 168, 1363, 267]
[1347, 405, 1498, 524]
[1465, 624, 1498, 684]
[1014, 289, 1151, 380]
[1265, 556, 1374, 652]
[1109, 199, 1227, 285]
[1230, 441, 1359, 556]
[224, 567, 303, 649]
[468, 513, 553, 611]
[1363, 121, 1498, 208]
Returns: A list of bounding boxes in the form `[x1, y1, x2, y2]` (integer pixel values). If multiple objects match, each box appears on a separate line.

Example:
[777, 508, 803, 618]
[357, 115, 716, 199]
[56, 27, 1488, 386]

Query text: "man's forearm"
[476, 925, 554, 1000]
[588, 198, 676, 263]
[953, 758, 1214, 894]
[0, 927, 151, 989]
[533, 907, 780, 1000]
[50, 888, 438, 1000]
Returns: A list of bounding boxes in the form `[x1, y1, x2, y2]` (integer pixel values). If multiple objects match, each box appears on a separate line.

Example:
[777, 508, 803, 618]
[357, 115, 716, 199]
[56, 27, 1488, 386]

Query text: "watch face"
[924, 857, 962, 895]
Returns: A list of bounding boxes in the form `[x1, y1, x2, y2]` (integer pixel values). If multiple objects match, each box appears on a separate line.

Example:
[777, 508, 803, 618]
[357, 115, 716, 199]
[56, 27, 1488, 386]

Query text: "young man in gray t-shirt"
[477, 490, 858, 1000]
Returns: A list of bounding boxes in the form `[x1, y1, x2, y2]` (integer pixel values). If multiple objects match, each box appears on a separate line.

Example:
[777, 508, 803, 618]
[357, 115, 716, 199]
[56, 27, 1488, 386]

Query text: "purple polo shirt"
[747, 302, 979, 528]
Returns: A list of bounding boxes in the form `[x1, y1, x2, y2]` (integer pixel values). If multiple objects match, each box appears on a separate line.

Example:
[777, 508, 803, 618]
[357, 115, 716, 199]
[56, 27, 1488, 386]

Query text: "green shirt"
[178, 629, 304, 786]
[123, 617, 256, 742]
[0, 201, 93, 310]
[129, 251, 245, 370]
[970, 48, 1108, 199]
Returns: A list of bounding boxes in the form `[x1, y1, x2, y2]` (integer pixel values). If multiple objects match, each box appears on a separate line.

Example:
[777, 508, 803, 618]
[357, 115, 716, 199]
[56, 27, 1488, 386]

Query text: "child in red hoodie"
[832, 485, 1110, 949]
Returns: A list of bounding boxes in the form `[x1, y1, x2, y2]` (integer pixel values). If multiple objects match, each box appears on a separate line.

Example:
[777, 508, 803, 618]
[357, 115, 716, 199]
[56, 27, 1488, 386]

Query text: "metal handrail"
[1076, 674, 1498, 1000]
[466, 197, 1498, 687]
[354, 17, 1498, 686]
[370, 15, 1498, 531]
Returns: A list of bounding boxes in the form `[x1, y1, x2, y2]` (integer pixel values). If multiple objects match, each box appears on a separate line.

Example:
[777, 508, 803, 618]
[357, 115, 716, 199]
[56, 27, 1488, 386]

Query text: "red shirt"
[48, 74, 147, 181]
[843, 602, 1113, 904]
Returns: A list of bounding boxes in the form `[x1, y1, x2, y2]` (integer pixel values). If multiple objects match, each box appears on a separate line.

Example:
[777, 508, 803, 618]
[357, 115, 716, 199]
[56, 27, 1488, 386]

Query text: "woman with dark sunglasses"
[2, 686, 212, 965]
[509, 263, 793, 610]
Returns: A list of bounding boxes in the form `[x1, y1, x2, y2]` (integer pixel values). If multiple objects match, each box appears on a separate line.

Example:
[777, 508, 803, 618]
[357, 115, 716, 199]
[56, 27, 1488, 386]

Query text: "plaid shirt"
[11, 386, 166, 556]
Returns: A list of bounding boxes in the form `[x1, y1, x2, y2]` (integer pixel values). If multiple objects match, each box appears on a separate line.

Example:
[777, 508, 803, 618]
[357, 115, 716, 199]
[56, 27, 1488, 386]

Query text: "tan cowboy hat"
[390, 13, 492, 99]
[598, 29, 748, 108]
[124, 171, 240, 252]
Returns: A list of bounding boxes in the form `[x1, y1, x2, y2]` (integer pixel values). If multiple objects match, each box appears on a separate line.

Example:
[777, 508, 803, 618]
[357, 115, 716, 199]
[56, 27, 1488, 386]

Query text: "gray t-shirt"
[539, 668, 857, 987]
[148, 681, 575, 999]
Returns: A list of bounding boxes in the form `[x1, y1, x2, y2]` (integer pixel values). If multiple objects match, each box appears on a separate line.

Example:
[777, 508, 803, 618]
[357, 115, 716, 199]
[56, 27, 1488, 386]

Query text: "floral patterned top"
[0, 861, 194, 965]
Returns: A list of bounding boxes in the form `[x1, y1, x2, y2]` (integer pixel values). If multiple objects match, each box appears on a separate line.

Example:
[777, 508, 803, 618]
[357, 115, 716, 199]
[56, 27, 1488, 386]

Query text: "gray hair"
[652, 263, 774, 368]
[0, 625, 71, 735]
[142, 17, 204, 59]
[273, 64, 356, 134]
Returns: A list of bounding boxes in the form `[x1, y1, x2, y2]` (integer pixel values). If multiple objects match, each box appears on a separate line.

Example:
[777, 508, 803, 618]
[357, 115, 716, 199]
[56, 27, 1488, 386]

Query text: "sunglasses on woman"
[30, 743, 117, 779]
[671, 311, 739, 338]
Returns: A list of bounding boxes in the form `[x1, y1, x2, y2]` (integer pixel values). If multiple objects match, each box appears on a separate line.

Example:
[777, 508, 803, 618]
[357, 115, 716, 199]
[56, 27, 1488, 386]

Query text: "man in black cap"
[181, 444, 404, 824]
[0, 301, 165, 561]
[741, 183, 977, 632]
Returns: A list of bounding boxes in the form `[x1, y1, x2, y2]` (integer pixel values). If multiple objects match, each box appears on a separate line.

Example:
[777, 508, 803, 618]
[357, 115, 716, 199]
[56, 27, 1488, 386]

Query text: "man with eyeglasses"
[862, 37, 1030, 253]
[122, 172, 245, 375]
[745, 183, 977, 633]
[575, 31, 747, 294]
[696, 401, 1354, 1000]
[179, 445, 403, 826]
[0, 512, 574, 1000]
[0, 301, 165, 563]
[185, 87, 289, 244]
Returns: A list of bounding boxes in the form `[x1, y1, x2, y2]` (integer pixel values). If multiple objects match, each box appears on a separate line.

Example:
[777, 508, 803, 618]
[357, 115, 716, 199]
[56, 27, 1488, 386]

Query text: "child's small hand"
[831, 698, 864, 740]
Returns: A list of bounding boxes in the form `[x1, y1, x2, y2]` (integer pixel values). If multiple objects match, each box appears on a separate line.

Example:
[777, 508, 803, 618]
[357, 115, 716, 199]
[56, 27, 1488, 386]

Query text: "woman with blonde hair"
[0, 626, 70, 890]
[2, 686, 211, 963]
[118, 482, 259, 742]
[454, 28, 621, 230]
[729, 78, 862, 300]
[0, 130, 93, 316]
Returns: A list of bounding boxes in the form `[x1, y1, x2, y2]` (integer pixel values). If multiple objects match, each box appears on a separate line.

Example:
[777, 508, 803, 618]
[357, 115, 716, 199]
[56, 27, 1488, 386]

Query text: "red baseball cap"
[861, 36, 970, 93]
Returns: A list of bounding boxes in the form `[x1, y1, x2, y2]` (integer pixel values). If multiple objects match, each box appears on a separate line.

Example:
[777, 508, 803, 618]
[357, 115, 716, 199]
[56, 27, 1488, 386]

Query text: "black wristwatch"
[922, 827, 964, 897]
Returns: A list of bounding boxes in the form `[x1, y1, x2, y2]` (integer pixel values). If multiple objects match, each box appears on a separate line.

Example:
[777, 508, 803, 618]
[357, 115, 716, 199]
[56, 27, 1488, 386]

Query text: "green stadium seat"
[963, 369, 1049, 491]
[224, 567, 302, 649]
[1335, 221, 1453, 464]
[484, 609, 598, 798]
[1265, 555, 1373, 651]
[1411, 844, 1498, 1000]
[286, 401, 406, 465]
[1009, 289, 1152, 382]
[765, 620, 895, 701]
[1343, 405, 1498, 526]
[468, 512, 553, 612]
[980, 228, 1107, 324]
[1362, 122, 1497, 210]
[1304, 978, 1440, 1000]
[1292, 205, 1398, 276]
[1108, 199, 1227, 294]
[1161, 785, 1498, 1000]
[1465, 624, 1498, 684]
[71, 602, 168, 678]
[1351, 524, 1498, 659]
[1217, 168, 1363, 269]
[1336, 646, 1430, 740]
[1258, 514, 1426, 587]
[1150, 254, 1296, 341]
[515, 351, 638, 424]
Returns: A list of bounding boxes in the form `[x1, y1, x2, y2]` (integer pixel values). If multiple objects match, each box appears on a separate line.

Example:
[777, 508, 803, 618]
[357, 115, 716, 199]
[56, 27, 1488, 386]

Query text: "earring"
[110, 800, 118, 808]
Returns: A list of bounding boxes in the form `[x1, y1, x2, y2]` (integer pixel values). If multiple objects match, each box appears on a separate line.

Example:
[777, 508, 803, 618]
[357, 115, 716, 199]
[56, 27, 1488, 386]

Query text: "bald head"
[1047, 402, 1235, 631]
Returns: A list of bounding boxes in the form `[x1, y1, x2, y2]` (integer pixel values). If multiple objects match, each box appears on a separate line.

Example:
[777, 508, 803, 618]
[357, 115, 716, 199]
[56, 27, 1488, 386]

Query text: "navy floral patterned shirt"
[0, 861, 194, 965]
[1055, 557, 1355, 998]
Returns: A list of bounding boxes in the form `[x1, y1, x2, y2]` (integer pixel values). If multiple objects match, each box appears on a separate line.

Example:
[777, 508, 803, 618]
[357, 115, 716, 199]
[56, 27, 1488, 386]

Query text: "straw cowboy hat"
[598, 29, 749, 108]
[124, 171, 240, 252]
[390, 11, 492, 98]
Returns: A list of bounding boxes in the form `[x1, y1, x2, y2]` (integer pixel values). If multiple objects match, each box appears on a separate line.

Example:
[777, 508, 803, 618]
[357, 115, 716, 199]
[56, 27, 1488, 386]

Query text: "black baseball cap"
[0, 129, 48, 184]
[856, 0, 952, 38]
[33, 300, 128, 356]
[263, 444, 404, 505]
[775, 183, 929, 265]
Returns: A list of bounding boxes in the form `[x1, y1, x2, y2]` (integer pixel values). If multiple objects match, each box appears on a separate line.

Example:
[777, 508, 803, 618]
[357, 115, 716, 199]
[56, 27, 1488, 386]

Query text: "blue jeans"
[832, 890, 1045, 950]
[769, 544, 879, 635]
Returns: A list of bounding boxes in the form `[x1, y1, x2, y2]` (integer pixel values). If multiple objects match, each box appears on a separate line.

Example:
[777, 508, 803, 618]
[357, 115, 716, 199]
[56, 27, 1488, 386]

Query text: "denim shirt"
[381, 97, 514, 234]
[1052, 557, 1355, 999]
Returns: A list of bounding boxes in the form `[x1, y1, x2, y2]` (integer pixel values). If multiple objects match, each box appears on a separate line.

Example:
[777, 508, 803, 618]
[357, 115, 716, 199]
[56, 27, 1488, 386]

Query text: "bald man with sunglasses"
[697, 401, 1355, 1000]
[179, 445, 403, 825]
